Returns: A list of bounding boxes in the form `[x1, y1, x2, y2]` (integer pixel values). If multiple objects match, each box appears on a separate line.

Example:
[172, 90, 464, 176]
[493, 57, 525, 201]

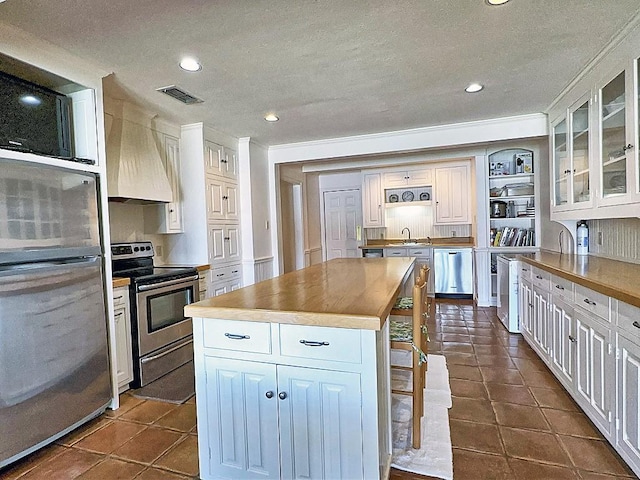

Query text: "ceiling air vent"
[156, 85, 203, 105]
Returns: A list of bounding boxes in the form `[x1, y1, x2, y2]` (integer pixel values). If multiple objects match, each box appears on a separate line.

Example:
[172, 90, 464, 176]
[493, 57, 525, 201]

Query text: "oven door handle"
[140, 338, 193, 364]
[138, 274, 199, 292]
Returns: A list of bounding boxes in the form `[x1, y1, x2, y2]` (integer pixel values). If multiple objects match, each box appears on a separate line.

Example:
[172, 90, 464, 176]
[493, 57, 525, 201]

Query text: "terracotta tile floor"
[1, 300, 637, 479]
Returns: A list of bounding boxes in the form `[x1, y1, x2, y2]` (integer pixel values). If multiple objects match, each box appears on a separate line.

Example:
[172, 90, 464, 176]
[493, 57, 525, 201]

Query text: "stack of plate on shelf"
[519, 206, 535, 217]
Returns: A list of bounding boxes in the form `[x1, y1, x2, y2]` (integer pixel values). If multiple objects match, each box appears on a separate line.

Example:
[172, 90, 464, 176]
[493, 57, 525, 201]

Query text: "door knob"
[265, 391, 274, 399]
[278, 392, 288, 400]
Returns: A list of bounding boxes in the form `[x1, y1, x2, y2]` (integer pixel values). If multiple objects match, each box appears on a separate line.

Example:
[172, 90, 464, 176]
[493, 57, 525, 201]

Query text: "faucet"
[401, 227, 412, 243]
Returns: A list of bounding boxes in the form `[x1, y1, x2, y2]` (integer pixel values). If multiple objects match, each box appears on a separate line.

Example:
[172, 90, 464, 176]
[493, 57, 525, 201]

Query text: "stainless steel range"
[111, 242, 198, 387]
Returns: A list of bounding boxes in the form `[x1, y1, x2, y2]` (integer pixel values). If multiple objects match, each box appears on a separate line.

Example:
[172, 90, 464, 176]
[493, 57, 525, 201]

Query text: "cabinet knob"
[568, 335, 576, 343]
[623, 144, 634, 151]
[224, 237, 230, 241]
[632, 321, 640, 329]
[583, 298, 596, 306]
[265, 391, 274, 399]
[278, 392, 288, 400]
[555, 284, 564, 290]
[222, 196, 228, 200]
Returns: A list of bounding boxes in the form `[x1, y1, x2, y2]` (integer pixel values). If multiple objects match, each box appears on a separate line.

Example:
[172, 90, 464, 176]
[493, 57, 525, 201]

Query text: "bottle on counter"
[576, 220, 589, 255]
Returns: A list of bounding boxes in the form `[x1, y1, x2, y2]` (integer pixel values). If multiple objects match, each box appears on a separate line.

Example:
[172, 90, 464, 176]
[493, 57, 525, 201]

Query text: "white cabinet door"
[406, 168, 432, 187]
[574, 308, 613, 435]
[205, 141, 225, 176]
[550, 297, 575, 386]
[383, 171, 409, 188]
[208, 225, 241, 266]
[226, 225, 241, 263]
[113, 286, 133, 391]
[203, 357, 280, 480]
[434, 164, 471, 224]
[162, 135, 183, 232]
[224, 147, 238, 181]
[277, 365, 363, 480]
[224, 183, 239, 221]
[617, 334, 640, 472]
[362, 172, 384, 227]
[206, 177, 225, 221]
[519, 279, 533, 340]
[532, 286, 550, 355]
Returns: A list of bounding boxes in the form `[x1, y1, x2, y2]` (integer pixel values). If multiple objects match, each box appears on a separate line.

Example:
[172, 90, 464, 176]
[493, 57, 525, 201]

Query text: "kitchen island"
[185, 257, 414, 480]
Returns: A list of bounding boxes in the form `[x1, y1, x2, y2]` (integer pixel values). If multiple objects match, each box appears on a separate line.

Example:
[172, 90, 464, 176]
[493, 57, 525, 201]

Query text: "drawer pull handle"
[536, 275, 543, 279]
[114, 295, 123, 300]
[278, 392, 288, 400]
[555, 285, 564, 290]
[265, 391, 274, 399]
[583, 298, 596, 306]
[633, 321, 640, 329]
[299, 339, 330, 347]
[216, 273, 225, 277]
[568, 335, 576, 343]
[224, 333, 250, 340]
[522, 268, 528, 272]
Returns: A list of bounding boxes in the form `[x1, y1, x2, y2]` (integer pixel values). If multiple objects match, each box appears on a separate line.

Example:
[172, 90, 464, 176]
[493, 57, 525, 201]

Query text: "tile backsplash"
[587, 218, 640, 264]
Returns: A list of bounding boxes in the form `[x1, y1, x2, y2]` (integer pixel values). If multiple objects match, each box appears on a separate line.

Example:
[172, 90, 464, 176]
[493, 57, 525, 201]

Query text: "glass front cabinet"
[550, 55, 640, 218]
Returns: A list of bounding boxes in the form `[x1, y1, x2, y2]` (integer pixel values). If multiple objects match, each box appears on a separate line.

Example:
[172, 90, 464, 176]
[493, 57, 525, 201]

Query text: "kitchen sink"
[386, 242, 431, 246]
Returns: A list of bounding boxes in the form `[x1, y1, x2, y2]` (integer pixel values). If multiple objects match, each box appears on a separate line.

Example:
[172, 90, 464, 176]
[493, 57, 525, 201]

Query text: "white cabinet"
[206, 175, 238, 222]
[207, 224, 241, 266]
[616, 333, 640, 471]
[434, 163, 471, 225]
[574, 307, 613, 436]
[210, 264, 242, 297]
[144, 134, 184, 233]
[112, 285, 133, 392]
[550, 296, 575, 388]
[205, 140, 237, 181]
[362, 172, 384, 227]
[194, 319, 378, 480]
[518, 274, 533, 340]
[383, 168, 432, 188]
[532, 285, 551, 356]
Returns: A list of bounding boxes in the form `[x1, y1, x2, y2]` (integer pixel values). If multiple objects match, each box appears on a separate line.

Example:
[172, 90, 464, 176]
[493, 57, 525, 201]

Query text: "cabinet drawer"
[616, 300, 640, 338]
[406, 248, 431, 258]
[384, 248, 407, 257]
[551, 275, 573, 303]
[531, 267, 551, 291]
[279, 324, 362, 364]
[575, 284, 610, 322]
[518, 263, 532, 281]
[203, 319, 271, 354]
[210, 264, 242, 284]
[113, 287, 128, 308]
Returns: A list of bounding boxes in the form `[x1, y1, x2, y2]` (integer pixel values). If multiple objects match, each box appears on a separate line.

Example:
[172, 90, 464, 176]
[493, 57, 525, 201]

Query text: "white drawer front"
[280, 324, 362, 364]
[113, 287, 128, 308]
[531, 267, 551, 291]
[616, 300, 640, 338]
[203, 319, 271, 354]
[575, 284, 610, 322]
[210, 264, 242, 284]
[519, 263, 532, 281]
[407, 248, 431, 258]
[551, 274, 574, 303]
[384, 248, 407, 257]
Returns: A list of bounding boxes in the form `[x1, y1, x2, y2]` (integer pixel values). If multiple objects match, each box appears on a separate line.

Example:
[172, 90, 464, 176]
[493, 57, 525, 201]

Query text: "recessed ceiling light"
[19, 95, 41, 106]
[486, 0, 510, 5]
[264, 113, 279, 122]
[465, 83, 484, 93]
[179, 57, 202, 72]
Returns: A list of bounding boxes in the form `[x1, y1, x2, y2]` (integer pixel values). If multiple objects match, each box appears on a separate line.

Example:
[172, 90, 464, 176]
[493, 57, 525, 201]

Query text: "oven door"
[136, 275, 199, 357]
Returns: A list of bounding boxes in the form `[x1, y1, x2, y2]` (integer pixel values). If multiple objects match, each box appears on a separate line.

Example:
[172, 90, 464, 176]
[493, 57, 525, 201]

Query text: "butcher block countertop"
[112, 277, 130, 288]
[362, 236, 475, 248]
[185, 257, 415, 330]
[519, 250, 640, 308]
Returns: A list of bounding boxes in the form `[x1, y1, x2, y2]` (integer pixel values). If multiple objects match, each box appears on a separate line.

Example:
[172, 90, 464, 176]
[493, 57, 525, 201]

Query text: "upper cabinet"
[549, 37, 640, 219]
[434, 163, 471, 225]
[383, 168, 432, 188]
[361, 172, 384, 228]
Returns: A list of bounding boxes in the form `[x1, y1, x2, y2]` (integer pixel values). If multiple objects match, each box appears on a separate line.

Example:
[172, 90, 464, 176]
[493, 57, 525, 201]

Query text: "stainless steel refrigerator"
[0, 159, 111, 468]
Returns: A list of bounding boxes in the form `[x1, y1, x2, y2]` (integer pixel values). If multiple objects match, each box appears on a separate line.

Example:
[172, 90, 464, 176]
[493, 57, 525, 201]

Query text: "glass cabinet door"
[600, 71, 627, 197]
[571, 100, 590, 204]
[553, 118, 568, 206]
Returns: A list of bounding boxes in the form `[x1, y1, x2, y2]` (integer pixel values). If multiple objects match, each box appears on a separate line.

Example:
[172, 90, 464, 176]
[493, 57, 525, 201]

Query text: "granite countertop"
[112, 277, 131, 288]
[185, 257, 415, 330]
[518, 250, 640, 308]
[362, 237, 475, 248]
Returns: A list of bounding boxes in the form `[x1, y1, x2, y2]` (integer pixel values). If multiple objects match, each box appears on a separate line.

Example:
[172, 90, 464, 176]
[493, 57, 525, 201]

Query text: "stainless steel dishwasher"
[433, 248, 473, 298]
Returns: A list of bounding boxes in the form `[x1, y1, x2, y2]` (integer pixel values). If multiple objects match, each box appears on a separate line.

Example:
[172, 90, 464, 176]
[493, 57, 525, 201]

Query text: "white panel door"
[574, 309, 613, 435]
[206, 177, 224, 221]
[163, 135, 183, 232]
[551, 298, 574, 386]
[225, 183, 239, 221]
[205, 141, 224, 176]
[406, 168, 432, 186]
[277, 365, 363, 480]
[208, 224, 225, 264]
[204, 357, 279, 479]
[617, 335, 640, 471]
[226, 225, 241, 263]
[362, 173, 383, 227]
[224, 147, 238, 181]
[323, 189, 362, 260]
[519, 280, 533, 339]
[434, 164, 470, 224]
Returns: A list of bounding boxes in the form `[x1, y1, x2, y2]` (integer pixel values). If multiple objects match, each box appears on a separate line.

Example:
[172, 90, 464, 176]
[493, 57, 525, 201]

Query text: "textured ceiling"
[1, 0, 639, 146]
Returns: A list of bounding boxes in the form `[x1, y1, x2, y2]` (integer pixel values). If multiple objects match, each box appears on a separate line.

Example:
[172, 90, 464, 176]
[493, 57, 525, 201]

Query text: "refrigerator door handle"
[0, 256, 100, 276]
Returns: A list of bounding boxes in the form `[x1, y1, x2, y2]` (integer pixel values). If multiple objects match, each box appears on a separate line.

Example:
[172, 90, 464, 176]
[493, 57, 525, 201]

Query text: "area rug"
[391, 353, 453, 480]
[132, 361, 195, 404]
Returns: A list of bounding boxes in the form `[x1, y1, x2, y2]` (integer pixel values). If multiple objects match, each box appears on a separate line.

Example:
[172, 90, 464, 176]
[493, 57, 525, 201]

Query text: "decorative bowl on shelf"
[401, 191, 414, 202]
[388, 194, 399, 203]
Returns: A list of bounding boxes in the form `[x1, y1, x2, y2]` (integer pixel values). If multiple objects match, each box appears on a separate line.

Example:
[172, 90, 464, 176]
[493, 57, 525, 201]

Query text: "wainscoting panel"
[254, 256, 275, 282]
[588, 218, 640, 264]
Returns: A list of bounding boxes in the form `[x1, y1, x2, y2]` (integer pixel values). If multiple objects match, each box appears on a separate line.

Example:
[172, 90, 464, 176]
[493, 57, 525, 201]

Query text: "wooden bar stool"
[389, 270, 429, 449]
[391, 264, 429, 312]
